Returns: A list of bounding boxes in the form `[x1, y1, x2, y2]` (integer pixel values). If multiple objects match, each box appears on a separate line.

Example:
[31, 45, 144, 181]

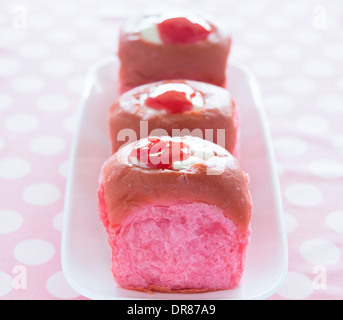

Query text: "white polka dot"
[295, 114, 330, 135]
[273, 136, 308, 157]
[19, 43, 50, 59]
[326, 210, 343, 234]
[29, 14, 54, 29]
[332, 135, 343, 155]
[264, 15, 291, 29]
[244, 29, 272, 45]
[283, 77, 316, 95]
[70, 44, 101, 60]
[46, 28, 77, 44]
[58, 161, 69, 178]
[277, 271, 313, 300]
[66, 75, 84, 94]
[0, 12, 7, 25]
[36, 94, 70, 113]
[308, 158, 343, 179]
[53, 212, 63, 231]
[331, 2, 343, 15]
[0, 93, 13, 111]
[264, 95, 295, 114]
[273, 44, 303, 60]
[46, 271, 79, 299]
[236, 3, 263, 17]
[4, 114, 39, 133]
[0, 272, 12, 297]
[13, 239, 55, 265]
[41, 59, 74, 76]
[303, 59, 335, 77]
[230, 44, 253, 61]
[0, 210, 23, 234]
[98, 3, 130, 17]
[97, 28, 119, 48]
[285, 213, 298, 233]
[30, 136, 66, 156]
[0, 57, 21, 76]
[0, 138, 4, 151]
[323, 44, 343, 60]
[53, 2, 78, 15]
[293, 29, 320, 45]
[326, 15, 340, 30]
[300, 238, 341, 265]
[317, 94, 343, 114]
[74, 16, 98, 29]
[63, 115, 78, 132]
[252, 60, 284, 78]
[0, 28, 26, 47]
[0, 158, 31, 179]
[336, 77, 343, 92]
[283, 2, 308, 16]
[221, 16, 244, 32]
[285, 183, 323, 207]
[22, 183, 60, 206]
[12, 75, 45, 93]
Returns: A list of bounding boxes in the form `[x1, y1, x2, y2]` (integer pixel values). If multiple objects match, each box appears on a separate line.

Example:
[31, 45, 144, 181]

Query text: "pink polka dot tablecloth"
[1, 0, 343, 300]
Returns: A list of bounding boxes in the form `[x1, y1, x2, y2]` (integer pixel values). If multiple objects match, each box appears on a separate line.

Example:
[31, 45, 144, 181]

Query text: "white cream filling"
[172, 144, 215, 170]
[128, 153, 149, 168]
[139, 16, 162, 44]
[172, 156, 200, 170]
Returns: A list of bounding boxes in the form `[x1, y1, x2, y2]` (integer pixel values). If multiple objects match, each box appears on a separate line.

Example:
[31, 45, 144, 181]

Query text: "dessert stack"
[97, 11, 252, 293]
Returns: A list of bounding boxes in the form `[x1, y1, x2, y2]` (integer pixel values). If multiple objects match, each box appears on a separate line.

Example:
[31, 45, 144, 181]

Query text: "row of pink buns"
[97, 11, 252, 293]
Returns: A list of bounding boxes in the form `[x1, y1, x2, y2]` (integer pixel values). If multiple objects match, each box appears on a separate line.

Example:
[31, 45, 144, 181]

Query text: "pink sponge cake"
[118, 11, 231, 92]
[109, 79, 239, 156]
[98, 136, 252, 293]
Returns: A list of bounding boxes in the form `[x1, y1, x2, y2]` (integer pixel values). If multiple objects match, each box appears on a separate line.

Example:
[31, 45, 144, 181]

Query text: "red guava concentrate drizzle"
[145, 90, 194, 114]
[157, 16, 212, 44]
[144, 83, 199, 114]
[130, 137, 192, 169]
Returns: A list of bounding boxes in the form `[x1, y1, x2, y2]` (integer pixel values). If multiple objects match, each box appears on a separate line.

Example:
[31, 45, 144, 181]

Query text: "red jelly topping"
[130, 137, 192, 169]
[144, 83, 197, 114]
[157, 16, 211, 44]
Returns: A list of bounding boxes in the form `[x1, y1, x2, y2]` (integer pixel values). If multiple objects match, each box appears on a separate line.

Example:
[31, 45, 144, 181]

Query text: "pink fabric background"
[1, 0, 342, 300]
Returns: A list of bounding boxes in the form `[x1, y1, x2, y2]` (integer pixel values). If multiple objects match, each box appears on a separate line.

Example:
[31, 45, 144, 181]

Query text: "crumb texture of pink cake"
[107, 202, 250, 292]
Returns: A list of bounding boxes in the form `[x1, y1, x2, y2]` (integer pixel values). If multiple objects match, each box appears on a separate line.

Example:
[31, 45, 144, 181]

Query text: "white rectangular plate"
[61, 57, 288, 300]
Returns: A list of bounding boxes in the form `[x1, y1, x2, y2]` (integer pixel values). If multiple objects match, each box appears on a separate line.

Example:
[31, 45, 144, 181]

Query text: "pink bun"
[109, 79, 239, 155]
[118, 13, 231, 92]
[97, 136, 252, 292]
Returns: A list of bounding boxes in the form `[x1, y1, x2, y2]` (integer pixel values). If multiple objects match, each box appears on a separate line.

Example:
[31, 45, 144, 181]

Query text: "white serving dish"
[61, 57, 288, 300]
